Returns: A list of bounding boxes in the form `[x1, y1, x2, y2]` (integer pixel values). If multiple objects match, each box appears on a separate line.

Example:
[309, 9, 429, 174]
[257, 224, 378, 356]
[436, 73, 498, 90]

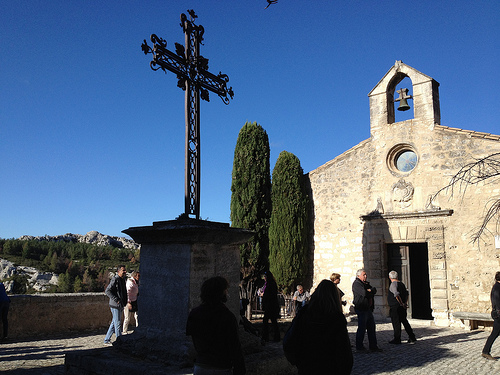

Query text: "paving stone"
[1, 322, 500, 374]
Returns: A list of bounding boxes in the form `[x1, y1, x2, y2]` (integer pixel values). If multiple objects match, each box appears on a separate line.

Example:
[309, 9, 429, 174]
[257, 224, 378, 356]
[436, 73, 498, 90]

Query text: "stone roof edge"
[368, 61, 434, 97]
[435, 124, 500, 141]
[307, 138, 371, 176]
[307, 124, 499, 177]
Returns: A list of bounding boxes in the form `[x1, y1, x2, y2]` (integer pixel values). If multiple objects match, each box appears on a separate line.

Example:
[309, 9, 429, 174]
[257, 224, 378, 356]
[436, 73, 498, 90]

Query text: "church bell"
[397, 98, 411, 111]
[395, 87, 412, 112]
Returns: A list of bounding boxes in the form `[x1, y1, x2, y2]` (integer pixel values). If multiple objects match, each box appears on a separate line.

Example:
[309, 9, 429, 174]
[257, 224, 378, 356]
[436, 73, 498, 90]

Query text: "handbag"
[130, 300, 138, 312]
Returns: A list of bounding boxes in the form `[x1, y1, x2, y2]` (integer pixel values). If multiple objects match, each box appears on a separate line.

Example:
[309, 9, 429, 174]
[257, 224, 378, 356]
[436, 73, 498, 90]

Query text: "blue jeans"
[104, 306, 123, 343]
[355, 309, 378, 350]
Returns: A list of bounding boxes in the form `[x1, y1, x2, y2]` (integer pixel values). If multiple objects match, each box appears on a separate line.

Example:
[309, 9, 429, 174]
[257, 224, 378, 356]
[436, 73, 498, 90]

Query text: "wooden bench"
[453, 311, 493, 330]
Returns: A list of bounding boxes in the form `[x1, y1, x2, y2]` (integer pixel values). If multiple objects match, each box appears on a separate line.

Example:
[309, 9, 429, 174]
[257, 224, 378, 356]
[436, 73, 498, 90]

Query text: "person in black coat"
[482, 271, 500, 360]
[186, 276, 246, 375]
[284, 279, 353, 375]
[260, 271, 281, 343]
[352, 269, 381, 352]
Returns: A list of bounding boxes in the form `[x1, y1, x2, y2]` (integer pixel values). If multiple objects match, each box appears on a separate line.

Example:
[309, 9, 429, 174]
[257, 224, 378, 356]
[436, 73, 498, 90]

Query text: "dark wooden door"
[387, 243, 433, 320]
[387, 244, 412, 313]
[409, 243, 433, 319]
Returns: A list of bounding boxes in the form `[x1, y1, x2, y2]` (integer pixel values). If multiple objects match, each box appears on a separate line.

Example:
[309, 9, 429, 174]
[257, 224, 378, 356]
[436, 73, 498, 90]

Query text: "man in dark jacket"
[104, 265, 127, 344]
[482, 271, 500, 360]
[186, 276, 246, 375]
[352, 269, 381, 352]
[387, 271, 416, 344]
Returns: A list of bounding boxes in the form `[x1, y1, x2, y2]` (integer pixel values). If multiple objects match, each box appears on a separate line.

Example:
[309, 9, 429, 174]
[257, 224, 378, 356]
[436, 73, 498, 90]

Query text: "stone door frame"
[362, 210, 453, 326]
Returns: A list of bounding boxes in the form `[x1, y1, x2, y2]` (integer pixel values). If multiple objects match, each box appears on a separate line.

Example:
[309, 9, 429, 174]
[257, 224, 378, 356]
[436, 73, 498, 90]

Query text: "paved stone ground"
[1, 321, 500, 374]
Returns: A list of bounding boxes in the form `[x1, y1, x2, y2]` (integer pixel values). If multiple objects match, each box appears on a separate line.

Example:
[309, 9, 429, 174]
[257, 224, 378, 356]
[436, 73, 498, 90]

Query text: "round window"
[386, 144, 418, 175]
[395, 150, 418, 172]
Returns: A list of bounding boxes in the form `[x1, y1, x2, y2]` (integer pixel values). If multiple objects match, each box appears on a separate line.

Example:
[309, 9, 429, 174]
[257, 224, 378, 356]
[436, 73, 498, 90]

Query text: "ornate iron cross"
[141, 10, 234, 220]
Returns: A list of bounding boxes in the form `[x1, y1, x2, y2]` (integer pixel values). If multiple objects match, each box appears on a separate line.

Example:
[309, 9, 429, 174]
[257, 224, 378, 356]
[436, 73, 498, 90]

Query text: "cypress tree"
[269, 150, 309, 293]
[230, 122, 272, 278]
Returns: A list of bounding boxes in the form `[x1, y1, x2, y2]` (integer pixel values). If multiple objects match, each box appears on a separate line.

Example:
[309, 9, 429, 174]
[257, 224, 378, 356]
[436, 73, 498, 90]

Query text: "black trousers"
[0, 301, 9, 338]
[389, 305, 415, 342]
[483, 317, 500, 354]
[262, 310, 280, 342]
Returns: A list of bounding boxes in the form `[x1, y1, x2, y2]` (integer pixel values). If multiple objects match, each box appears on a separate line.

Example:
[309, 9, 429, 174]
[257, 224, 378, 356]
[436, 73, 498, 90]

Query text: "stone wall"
[7, 293, 122, 337]
[308, 62, 500, 326]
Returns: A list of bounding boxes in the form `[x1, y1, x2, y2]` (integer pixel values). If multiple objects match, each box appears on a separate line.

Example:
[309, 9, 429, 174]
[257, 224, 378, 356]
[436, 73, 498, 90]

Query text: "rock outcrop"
[0, 258, 59, 293]
[19, 230, 139, 250]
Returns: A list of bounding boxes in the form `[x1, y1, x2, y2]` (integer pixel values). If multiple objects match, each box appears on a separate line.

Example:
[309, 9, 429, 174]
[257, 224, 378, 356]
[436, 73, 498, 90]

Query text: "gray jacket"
[105, 274, 127, 309]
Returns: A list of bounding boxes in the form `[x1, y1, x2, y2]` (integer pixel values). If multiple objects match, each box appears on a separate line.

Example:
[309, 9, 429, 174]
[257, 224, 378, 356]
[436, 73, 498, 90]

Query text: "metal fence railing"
[249, 293, 296, 319]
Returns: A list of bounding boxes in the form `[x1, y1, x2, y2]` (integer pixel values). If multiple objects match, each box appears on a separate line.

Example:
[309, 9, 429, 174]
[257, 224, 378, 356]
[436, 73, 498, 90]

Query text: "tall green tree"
[269, 150, 309, 293]
[230, 122, 272, 279]
[57, 272, 73, 293]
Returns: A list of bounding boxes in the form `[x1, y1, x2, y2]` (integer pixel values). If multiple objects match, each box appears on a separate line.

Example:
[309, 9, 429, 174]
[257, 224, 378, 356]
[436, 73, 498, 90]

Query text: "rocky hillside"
[18, 230, 139, 250]
[1, 231, 139, 293]
[0, 258, 58, 292]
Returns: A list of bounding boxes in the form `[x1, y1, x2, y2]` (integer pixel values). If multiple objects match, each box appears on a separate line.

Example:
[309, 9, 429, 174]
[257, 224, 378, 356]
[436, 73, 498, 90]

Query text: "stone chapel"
[307, 61, 500, 327]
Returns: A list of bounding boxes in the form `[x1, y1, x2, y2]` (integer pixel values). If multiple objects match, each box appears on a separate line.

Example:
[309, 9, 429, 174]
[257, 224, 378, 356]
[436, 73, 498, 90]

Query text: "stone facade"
[308, 61, 500, 326]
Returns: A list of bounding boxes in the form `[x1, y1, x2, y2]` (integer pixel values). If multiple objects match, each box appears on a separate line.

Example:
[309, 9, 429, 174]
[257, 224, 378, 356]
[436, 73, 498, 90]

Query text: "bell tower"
[368, 61, 441, 137]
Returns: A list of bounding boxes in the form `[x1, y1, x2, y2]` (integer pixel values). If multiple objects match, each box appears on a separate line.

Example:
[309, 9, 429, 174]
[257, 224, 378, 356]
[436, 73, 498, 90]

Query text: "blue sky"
[1, 0, 499, 239]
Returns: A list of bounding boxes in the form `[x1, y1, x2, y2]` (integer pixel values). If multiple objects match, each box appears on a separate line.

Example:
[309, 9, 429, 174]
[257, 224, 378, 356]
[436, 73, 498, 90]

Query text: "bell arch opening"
[387, 73, 414, 124]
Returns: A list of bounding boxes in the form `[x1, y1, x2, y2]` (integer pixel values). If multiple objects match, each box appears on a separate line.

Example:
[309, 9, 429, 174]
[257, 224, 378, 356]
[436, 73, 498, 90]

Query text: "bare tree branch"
[430, 152, 500, 243]
[472, 197, 500, 243]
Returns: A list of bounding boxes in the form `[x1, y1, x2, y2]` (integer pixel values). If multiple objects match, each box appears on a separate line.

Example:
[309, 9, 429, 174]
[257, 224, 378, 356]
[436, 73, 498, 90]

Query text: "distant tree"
[3, 240, 22, 256]
[21, 241, 32, 259]
[57, 272, 73, 293]
[231, 122, 272, 277]
[73, 276, 83, 293]
[9, 274, 30, 294]
[43, 249, 53, 269]
[431, 152, 500, 243]
[96, 269, 110, 292]
[49, 251, 58, 272]
[82, 269, 92, 292]
[269, 151, 309, 293]
[134, 248, 141, 262]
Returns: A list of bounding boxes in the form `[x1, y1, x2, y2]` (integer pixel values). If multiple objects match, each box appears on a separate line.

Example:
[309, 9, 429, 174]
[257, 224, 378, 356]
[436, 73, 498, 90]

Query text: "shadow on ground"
[350, 324, 487, 375]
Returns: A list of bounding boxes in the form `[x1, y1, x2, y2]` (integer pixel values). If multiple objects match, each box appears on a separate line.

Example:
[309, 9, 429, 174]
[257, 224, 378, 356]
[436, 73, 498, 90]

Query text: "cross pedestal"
[117, 219, 253, 365]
